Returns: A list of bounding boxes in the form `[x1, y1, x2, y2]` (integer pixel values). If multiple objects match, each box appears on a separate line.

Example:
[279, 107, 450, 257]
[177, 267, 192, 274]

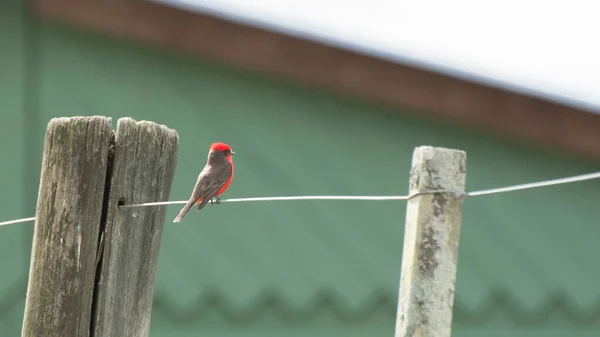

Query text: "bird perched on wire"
[173, 142, 235, 223]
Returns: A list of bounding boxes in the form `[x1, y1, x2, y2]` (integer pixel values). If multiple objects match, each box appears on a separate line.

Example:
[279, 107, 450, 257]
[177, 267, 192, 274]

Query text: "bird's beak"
[230, 151, 236, 155]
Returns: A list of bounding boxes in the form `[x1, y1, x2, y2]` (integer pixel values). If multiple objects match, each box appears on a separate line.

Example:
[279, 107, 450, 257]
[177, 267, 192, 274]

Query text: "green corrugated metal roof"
[153, 128, 600, 315]
[1, 9, 600, 336]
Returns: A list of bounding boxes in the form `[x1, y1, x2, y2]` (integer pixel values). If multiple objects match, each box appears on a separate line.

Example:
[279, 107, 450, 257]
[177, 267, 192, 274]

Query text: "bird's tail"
[173, 198, 198, 223]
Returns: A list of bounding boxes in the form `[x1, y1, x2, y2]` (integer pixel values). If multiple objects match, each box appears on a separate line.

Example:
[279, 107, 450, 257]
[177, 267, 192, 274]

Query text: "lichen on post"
[395, 146, 467, 337]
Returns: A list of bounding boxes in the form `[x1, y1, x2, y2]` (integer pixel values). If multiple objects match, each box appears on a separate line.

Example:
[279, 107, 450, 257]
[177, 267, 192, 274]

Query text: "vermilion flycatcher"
[173, 142, 235, 223]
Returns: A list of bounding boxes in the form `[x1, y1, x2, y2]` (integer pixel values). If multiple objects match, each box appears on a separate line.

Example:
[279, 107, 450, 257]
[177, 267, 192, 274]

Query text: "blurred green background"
[1, 1, 600, 336]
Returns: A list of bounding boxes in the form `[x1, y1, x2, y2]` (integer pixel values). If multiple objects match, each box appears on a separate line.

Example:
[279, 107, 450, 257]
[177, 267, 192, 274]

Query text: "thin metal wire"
[465, 171, 600, 196]
[1, 171, 600, 227]
[118, 189, 461, 208]
[119, 200, 187, 207]
[118, 195, 412, 208]
[0, 217, 36, 227]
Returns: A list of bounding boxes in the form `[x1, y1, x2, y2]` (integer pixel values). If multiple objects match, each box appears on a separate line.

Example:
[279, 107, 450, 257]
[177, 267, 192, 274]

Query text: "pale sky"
[153, 0, 600, 112]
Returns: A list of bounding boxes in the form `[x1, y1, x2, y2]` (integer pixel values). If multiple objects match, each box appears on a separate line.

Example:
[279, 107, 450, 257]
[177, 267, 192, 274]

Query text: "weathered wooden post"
[22, 116, 113, 337]
[394, 146, 467, 337]
[22, 116, 178, 337]
[92, 118, 178, 337]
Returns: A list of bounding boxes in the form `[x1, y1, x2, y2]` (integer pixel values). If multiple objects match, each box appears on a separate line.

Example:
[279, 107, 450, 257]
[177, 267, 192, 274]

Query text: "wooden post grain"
[91, 118, 178, 337]
[22, 116, 113, 337]
[22, 117, 179, 337]
[394, 146, 467, 337]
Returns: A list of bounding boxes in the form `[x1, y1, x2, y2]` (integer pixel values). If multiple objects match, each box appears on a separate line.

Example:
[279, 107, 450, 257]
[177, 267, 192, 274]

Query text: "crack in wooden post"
[91, 118, 178, 337]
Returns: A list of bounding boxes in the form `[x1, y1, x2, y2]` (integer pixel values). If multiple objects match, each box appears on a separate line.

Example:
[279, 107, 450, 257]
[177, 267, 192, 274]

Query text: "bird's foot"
[209, 197, 221, 205]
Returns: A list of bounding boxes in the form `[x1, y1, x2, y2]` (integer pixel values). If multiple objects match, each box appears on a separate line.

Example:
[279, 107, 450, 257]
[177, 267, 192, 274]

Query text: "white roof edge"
[149, 0, 600, 114]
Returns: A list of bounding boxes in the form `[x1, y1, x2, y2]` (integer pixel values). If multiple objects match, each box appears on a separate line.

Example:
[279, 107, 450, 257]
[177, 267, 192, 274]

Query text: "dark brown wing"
[194, 160, 232, 211]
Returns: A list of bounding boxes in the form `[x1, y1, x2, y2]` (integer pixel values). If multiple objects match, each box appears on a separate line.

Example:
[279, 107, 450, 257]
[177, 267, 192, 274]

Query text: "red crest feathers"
[210, 142, 232, 152]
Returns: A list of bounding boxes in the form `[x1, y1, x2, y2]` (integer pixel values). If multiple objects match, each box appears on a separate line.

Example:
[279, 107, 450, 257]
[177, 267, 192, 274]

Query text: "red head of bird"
[207, 142, 235, 163]
[210, 142, 234, 153]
